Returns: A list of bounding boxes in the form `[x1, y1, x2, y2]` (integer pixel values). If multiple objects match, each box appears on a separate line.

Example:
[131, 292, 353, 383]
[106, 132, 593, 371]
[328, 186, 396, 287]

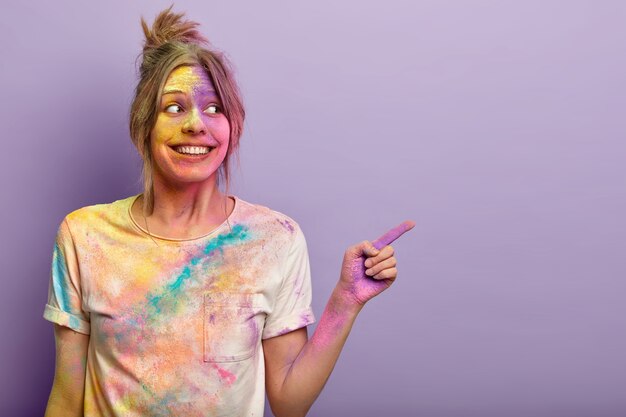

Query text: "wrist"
[332, 284, 365, 316]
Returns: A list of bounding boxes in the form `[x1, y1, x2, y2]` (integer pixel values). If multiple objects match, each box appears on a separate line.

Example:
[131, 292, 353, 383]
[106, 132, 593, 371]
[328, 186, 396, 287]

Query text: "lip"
[169, 143, 217, 148]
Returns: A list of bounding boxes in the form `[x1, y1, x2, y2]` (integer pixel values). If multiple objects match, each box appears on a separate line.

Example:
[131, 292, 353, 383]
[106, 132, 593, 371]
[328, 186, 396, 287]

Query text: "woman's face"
[149, 64, 230, 188]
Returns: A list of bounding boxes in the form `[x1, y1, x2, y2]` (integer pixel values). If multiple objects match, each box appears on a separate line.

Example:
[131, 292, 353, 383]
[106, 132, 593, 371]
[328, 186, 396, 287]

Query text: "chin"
[176, 172, 218, 183]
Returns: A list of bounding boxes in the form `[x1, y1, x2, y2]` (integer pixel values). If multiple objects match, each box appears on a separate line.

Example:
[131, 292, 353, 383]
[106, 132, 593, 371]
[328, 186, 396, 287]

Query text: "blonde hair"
[129, 5, 245, 216]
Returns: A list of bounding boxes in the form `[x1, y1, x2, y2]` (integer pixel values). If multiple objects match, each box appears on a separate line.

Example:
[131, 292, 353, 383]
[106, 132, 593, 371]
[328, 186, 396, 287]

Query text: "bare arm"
[44, 324, 89, 417]
[263, 221, 415, 417]
[263, 285, 362, 417]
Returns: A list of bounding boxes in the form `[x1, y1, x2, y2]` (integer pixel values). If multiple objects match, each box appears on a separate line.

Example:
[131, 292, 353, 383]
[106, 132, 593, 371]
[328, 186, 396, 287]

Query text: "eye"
[164, 104, 183, 114]
[205, 104, 223, 114]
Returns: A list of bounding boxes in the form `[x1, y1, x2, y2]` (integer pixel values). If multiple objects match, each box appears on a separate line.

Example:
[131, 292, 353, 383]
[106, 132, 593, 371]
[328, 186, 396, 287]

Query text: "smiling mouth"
[171, 145, 215, 156]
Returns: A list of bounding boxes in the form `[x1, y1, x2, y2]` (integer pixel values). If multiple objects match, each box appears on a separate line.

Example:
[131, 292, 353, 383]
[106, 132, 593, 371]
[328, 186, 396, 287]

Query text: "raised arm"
[263, 220, 415, 417]
[44, 324, 89, 417]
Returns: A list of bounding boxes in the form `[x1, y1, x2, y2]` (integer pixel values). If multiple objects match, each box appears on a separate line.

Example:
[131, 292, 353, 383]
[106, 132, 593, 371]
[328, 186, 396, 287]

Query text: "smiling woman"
[43, 5, 413, 417]
[128, 63, 235, 240]
[128, 8, 245, 219]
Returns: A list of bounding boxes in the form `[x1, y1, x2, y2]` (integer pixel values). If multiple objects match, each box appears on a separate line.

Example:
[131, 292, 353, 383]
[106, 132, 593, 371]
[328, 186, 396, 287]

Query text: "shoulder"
[61, 194, 136, 233]
[234, 196, 304, 240]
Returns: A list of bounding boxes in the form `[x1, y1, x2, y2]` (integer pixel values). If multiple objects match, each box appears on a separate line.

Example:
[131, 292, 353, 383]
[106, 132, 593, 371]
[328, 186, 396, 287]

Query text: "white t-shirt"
[43, 194, 316, 416]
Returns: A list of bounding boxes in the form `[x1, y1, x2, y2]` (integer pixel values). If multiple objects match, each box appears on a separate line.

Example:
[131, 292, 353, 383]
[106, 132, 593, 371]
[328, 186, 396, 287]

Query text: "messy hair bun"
[137, 5, 213, 78]
[141, 5, 209, 51]
[129, 5, 245, 217]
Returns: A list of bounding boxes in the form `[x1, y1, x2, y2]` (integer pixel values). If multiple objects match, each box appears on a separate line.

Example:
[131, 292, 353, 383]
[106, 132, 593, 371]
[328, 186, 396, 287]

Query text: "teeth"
[174, 146, 212, 155]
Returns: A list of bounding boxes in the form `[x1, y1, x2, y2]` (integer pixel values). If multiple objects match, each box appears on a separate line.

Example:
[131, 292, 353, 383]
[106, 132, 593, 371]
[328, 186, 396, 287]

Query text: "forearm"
[46, 326, 88, 417]
[276, 285, 363, 417]
[44, 383, 83, 417]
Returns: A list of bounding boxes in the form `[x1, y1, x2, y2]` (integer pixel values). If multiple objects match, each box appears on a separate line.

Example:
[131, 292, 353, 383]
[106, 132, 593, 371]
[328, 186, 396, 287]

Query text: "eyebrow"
[162, 89, 218, 97]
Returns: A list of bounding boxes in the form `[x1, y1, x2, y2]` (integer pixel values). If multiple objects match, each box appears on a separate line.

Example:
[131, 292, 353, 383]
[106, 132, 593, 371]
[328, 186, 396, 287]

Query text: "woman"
[43, 6, 414, 417]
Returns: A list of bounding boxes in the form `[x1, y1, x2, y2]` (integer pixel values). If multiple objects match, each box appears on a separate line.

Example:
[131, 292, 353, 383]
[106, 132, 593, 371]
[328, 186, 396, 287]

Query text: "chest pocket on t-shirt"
[203, 292, 265, 363]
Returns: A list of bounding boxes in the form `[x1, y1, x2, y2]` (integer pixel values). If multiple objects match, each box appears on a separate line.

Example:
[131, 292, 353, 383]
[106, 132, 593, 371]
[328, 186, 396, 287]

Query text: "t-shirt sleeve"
[43, 217, 91, 335]
[262, 222, 316, 339]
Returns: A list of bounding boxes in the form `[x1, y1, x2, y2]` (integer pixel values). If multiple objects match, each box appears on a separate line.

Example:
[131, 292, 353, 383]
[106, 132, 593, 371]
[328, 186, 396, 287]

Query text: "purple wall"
[1, 1, 625, 416]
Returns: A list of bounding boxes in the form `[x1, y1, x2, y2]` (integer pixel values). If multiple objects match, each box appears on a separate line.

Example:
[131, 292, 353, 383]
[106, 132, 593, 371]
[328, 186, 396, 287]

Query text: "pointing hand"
[337, 220, 415, 306]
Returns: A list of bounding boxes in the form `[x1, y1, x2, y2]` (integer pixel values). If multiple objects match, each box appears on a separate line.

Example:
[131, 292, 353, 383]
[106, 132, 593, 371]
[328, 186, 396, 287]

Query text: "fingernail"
[365, 269, 373, 275]
[365, 259, 371, 268]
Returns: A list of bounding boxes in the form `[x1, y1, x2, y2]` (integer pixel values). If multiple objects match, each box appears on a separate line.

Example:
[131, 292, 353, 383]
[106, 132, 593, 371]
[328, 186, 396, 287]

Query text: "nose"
[182, 107, 207, 135]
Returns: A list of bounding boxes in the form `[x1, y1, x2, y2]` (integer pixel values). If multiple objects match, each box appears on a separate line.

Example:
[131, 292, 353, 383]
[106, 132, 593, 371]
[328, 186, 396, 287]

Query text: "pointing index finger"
[371, 220, 415, 250]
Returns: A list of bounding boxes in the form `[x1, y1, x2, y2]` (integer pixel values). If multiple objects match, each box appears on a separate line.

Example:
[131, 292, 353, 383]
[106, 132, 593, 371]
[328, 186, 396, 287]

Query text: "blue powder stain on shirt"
[138, 382, 173, 416]
[147, 224, 251, 314]
[153, 391, 178, 416]
[52, 242, 71, 312]
[168, 265, 191, 292]
[69, 315, 80, 330]
[202, 223, 249, 256]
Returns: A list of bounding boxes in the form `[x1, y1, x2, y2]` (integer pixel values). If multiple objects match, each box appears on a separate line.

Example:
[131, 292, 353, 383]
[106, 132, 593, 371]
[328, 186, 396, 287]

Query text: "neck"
[146, 175, 229, 227]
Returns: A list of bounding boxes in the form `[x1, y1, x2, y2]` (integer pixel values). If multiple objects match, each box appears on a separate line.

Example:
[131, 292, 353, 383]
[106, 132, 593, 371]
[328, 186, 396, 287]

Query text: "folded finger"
[364, 245, 393, 268]
[365, 257, 397, 276]
[373, 267, 398, 280]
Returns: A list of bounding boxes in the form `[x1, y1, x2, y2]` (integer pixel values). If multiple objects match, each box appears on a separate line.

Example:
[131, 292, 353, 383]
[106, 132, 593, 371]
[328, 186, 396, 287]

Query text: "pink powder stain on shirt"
[134, 307, 148, 343]
[276, 218, 295, 233]
[212, 363, 237, 386]
[108, 379, 137, 413]
[300, 310, 314, 326]
[247, 311, 261, 347]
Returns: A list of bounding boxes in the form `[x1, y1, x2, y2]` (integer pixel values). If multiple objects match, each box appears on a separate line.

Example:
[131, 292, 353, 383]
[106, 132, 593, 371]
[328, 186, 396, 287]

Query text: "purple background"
[1, 1, 625, 416]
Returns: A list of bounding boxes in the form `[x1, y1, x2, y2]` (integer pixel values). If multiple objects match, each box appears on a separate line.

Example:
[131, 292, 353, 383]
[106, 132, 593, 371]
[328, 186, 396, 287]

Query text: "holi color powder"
[44, 193, 316, 416]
